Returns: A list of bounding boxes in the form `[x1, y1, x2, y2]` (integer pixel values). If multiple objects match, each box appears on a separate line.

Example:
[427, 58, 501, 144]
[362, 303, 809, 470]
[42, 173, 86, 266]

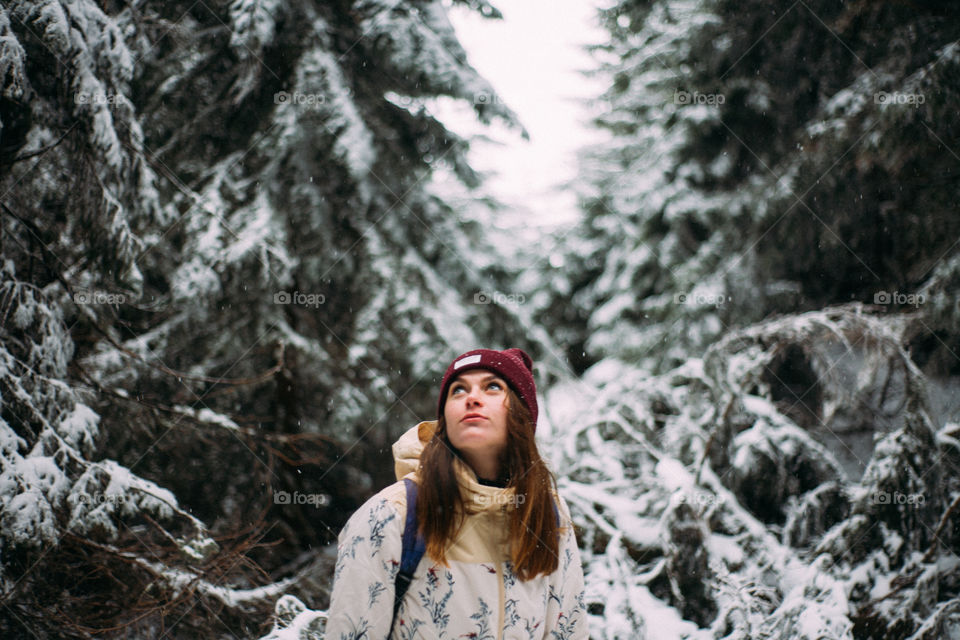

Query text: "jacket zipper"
[496, 561, 505, 640]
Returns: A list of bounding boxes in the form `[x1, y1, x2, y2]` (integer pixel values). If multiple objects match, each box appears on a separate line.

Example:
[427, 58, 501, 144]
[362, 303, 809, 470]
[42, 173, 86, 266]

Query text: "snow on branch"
[537, 304, 956, 638]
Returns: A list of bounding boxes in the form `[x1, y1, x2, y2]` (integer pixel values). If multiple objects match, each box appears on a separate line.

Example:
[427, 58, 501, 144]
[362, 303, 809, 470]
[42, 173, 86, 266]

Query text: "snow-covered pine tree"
[1, 0, 540, 636]
[530, 305, 958, 639]
[523, 0, 960, 636]
[540, 0, 960, 376]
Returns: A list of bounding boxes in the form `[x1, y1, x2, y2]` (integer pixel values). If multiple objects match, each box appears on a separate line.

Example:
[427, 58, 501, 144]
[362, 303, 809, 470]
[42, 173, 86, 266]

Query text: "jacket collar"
[392, 421, 518, 514]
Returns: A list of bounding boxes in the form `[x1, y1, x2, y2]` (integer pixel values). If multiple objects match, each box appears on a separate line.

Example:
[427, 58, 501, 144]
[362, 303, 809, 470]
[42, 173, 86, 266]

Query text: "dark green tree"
[542, 0, 960, 375]
[0, 0, 539, 636]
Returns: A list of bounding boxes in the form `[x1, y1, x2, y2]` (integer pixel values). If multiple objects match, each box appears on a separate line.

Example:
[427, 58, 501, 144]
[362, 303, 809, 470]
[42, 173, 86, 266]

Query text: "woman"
[325, 348, 587, 639]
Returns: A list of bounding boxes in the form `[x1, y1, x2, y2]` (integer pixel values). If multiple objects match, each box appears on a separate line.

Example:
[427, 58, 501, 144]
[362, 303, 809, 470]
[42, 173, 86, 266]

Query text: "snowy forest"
[1, 0, 959, 638]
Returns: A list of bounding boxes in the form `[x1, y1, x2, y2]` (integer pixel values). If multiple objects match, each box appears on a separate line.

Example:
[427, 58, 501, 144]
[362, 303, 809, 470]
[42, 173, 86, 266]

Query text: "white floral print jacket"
[325, 421, 588, 640]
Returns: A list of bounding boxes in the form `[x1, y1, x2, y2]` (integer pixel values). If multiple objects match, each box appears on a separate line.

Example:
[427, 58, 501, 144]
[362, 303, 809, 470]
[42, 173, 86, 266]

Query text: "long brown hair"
[416, 386, 560, 580]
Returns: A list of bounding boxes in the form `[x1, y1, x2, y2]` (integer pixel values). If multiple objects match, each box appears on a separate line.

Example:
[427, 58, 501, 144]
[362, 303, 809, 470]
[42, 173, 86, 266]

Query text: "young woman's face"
[444, 370, 509, 477]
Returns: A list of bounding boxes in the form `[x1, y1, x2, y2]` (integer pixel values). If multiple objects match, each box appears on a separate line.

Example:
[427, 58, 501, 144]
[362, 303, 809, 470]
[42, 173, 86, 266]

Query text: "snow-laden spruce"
[0, 261, 218, 582]
[1, 0, 540, 635]
[550, 305, 957, 639]
[539, 0, 960, 377]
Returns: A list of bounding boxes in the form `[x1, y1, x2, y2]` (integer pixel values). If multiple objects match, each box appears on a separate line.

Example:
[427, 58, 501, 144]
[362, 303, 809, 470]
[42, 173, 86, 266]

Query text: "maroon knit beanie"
[437, 348, 538, 429]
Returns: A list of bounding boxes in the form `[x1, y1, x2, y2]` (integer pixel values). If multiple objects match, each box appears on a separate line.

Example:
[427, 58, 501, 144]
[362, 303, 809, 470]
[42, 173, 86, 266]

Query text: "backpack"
[389, 478, 426, 635]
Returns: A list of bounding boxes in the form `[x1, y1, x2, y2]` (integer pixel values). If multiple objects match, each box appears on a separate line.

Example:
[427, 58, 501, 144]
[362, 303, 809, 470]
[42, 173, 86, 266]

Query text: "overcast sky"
[438, 0, 609, 229]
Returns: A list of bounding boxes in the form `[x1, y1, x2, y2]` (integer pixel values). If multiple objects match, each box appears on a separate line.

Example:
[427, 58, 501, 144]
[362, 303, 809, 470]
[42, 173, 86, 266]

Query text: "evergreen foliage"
[0, 0, 532, 635]
[541, 0, 960, 375]
[2, 0, 958, 637]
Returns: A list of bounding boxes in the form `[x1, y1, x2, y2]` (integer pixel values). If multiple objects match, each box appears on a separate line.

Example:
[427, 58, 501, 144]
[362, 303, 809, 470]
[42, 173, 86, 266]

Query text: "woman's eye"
[487, 381, 503, 391]
[451, 386, 465, 396]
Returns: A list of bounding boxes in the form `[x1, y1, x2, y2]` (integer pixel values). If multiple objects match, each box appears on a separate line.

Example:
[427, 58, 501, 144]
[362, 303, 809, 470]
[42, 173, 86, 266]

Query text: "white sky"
[437, 0, 609, 230]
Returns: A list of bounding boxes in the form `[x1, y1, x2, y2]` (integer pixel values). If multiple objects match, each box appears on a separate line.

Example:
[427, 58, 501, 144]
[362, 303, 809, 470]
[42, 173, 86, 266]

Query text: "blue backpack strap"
[390, 478, 426, 634]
